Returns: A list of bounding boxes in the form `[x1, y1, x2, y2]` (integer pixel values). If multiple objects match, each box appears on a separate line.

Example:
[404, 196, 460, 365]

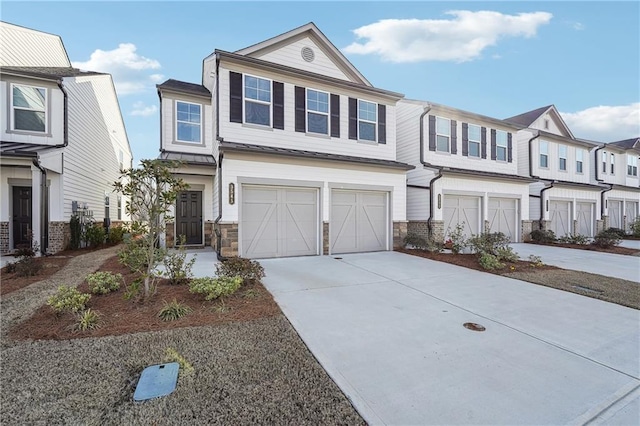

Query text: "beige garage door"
[443, 195, 481, 239]
[626, 201, 639, 232]
[488, 198, 518, 242]
[241, 185, 318, 259]
[609, 200, 623, 229]
[331, 190, 388, 254]
[576, 202, 595, 237]
[549, 200, 572, 237]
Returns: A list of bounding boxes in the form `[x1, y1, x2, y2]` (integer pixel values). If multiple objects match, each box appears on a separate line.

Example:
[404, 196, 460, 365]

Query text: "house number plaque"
[229, 183, 235, 205]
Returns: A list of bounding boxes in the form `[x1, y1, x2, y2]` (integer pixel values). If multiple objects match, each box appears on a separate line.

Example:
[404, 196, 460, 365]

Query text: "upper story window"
[610, 153, 615, 174]
[119, 149, 124, 171]
[244, 75, 271, 126]
[468, 124, 481, 158]
[104, 194, 110, 219]
[496, 130, 508, 161]
[539, 140, 549, 168]
[307, 89, 329, 135]
[358, 100, 377, 142]
[117, 195, 122, 220]
[602, 151, 607, 173]
[436, 117, 450, 152]
[12, 84, 47, 132]
[576, 149, 584, 173]
[176, 101, 201, 143]
[544, 119, 549, 130]
[558, 144, 567, 171]
[628, 155, 638, 176]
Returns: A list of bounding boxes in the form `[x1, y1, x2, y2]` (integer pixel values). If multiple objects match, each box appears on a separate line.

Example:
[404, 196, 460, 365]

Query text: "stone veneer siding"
[0, 222, 8, 254]
[407, 221, 429, 240]
[393, 221, 407, 249]
[322, 222, 329, 255]
[521, 220, 533, 242]
[217, 223, 238, 258]
[166, 222, 175, 248]
[165, 221, 213, 248]
[596, 219, 604, 234]
[48, 221, 70, 254]
[429, 220, 445, 243]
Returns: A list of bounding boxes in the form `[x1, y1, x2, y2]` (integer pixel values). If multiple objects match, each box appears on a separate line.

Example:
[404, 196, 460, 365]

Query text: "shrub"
[162, 239, 195, 285]
[14, 256, 42, 277]
[447, 223, 468, 254]
[528, 254, 544, 267]
[557, 233, 590, 245]
[403, 233, 443, 252]
[70, 215, 82, 250]
[496, 246, 519, 263]
[605, 227, 627, 238]
[189, 276, 242, 301]
[123, 278, 141, 301]
[478, 253, 505, 270]
[73, 309, 101, 332]
[85, 225, 106, 247]
[468, 232, 510, 256]
[592, 229, 621, 248]
[165, 347, 194, 375]
[107, 226, 126, 244]
[631, 217, 640, 237]
[118, 239, 163, 274]
[158, 299, 192, 321]
[530, 229, 556, 244]
[215, 257, 265, 284]
[47, 285, 91, 314]
[86, 271, 122, 294]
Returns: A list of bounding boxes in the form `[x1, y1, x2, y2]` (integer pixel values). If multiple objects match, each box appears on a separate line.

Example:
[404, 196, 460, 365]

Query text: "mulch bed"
[527, 241, 640, 256]
[10, 255, 281, 341]
[1, 256, 72, 296]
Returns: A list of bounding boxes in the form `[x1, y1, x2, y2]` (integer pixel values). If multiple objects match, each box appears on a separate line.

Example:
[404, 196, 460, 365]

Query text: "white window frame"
[175, 100, 202, 144]
[610, 153, 615, 175]
[467, 124, 481, 158]
[558, 144, 567, 171]
[576, 149, 584, 174]
[117, 195, 122, 220]
[358, 99, 377, 142]
[602, 151, 607, 173]
[627, 155, 638, 177]
[496, 130, 508, 162]
[11, 83, 48, 133]
[435, 116, 450, 153]
[539, 140, 549, 168]
[306, 88, 329, 135]
[243, 74, 272, 127]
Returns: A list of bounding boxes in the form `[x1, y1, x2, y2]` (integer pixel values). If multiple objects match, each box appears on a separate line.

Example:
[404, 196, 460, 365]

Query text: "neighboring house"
[0, 22, 132, 254]
[396, 99, 535, 242]
[157, 23, 412, 258]
[596, 137, 640, 232]
[506, 105, 604, 237]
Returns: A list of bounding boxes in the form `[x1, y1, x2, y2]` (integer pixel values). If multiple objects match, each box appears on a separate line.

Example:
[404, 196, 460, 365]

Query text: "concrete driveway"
[261, 252, 640, 425]
[620, 239, 640, 250]
[511, 243, 640, 283]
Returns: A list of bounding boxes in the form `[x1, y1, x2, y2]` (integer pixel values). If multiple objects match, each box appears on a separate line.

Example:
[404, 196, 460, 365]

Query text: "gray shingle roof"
[157, 79, 211, 97]
[159, 151, 216, 166]
[504, 105, 553, 127]
[608, 137, 639, 150]
[0, 141, 60, 157]
[0, 66, 105, 78]
[438, 167, 536, 182]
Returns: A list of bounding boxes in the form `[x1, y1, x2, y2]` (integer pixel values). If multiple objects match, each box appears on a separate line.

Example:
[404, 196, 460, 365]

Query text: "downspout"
[55, 79, 69, 148]
[212, 54, 227, 261]
[539, 181, 554, 230]
[600, 184, 613, 220]
[594, 145, 605, 182]
[32, 159, 49, 255]
[527, 130, 540, 178]
[418, 106, 443, 235]
[157, 88, 163, 153]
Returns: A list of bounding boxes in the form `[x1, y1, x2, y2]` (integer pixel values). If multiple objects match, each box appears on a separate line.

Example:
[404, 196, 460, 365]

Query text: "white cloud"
[130, 101, 158, 117]
[560, 103, 640, 142]
[572, 22, 585, 31]
[73, 43, 163, 95]
[343, 10, 553, 63]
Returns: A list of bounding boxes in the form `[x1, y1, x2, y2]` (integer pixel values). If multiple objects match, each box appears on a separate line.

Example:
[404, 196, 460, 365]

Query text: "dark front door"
[12, 186, 32, 248]
[176, 191, 202, 245]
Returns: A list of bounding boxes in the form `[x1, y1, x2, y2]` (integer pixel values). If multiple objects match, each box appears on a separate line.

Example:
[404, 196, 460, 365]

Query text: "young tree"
[113, 159, 188, 299]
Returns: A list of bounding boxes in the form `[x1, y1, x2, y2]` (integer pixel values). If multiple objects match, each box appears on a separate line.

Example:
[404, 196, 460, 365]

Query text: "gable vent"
[301, 46, 315, 62]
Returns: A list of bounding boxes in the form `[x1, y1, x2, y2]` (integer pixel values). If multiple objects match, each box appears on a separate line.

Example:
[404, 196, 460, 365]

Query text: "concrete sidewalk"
[261, 252, 640, 425]
[511, 243, 640, 283]
[620, 239, 640, 250]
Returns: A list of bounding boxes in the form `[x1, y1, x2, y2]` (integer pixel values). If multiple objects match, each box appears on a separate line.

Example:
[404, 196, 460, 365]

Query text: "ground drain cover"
[572, 285, 604, 294]
[133, 362, 179, 401]
[463, 322, 486, 332]
[333, 257, 343, 260]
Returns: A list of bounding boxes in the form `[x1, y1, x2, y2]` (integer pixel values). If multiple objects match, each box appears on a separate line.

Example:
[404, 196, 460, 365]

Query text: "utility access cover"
[133, 362, 179, 402]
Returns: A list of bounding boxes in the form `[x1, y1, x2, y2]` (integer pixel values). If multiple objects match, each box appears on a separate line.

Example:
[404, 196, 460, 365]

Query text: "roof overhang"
[432, 166, 537, 183]
[609, 184, 640, 193]
[158, 150, 216, 167]
[537, 130, 599, 148]
[543, 179, 606, 191]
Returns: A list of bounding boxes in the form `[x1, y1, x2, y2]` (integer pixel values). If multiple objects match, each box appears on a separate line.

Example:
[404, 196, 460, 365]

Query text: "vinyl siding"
[160, 93, 214, 155]
[598, 149, 640, 187]
[0, 22, 70, 67]
[604, 189, 640, 218]
[530, 113, 570, 138]
[396, 101, 432, 186]
[407, 186, 430, 220]
[540, 186, 600, 221]
[529, 138, 593, 184]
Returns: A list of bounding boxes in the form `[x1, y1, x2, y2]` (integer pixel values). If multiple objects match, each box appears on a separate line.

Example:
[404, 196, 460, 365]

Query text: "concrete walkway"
[511, 243, 640, 283]
[154, 246, 219, 278]
[620, 239, 640, 250]
[261, 251, 640, 425]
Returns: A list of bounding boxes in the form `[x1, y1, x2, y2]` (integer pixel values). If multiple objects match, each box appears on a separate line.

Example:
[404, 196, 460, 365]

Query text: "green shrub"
[496, 246, 519, 263]
[73, 309, 101, 332]
[468, 232, 511, 255]
[85, 225, 106, 247]
[447, 223, 468, 254]
[14, 256, 42, 277]
[528, 254, 544, 267]
[70, 215, 82, 250]
[123, 278, 141, 301]
[592, 230, 621, 248]
[478, 253, 505, 270]
[118, 239, 164, 274]
[165, 347, 194, 375]
[189, 276, 242, 301]
[557, 233, 590, 245]
[215, 257, 265, 284]
[47, 285, 91, 314]
[530, 229, 556, 243]
[86, 271, 122, 294]
[403, 233, 443, 252]
[605, 227, 627, 238]
[158, 299, 192, 321]
[162, 240, 195, 285]
[107, 226, 126, 244]
[631, 217, 640, 237]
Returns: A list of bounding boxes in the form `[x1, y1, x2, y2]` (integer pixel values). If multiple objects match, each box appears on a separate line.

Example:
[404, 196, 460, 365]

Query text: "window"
[12, 84, 46, 132]
[559, 144, 567, 171]
[306, 89, 329, 134]
[610, 154, 615, 174]
[468, 124, 481, 158]
[544, 119, 549, 130]
[119, 149, 124, 171]
[576, 149, 584, 173]
[496, 130, 507, 161]
[539, 141, 548, 168]
[176, 101, 201, 143]
[358, 100, 377, 141]
[244, 75, 271, 126]
[436, 117, 450, 152]
[602, 151, 607, 173]
[117, 195, 122, 220]
[104, 195, 110, 219]
[628, 155, 638, 176]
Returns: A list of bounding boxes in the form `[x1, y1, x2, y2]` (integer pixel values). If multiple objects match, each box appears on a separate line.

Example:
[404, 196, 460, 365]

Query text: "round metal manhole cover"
[463, 322, 486, 332]
[301, 46, 315, 62]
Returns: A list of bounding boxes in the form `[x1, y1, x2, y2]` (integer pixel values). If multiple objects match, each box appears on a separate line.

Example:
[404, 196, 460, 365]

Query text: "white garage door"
[331, 190, 388, 254]
[488, 198, 518, 242]
[241, 185, 318, 259]
[576, 202, 595, 237]
[549, 200, 572, 237]
[626, 201, 639, 232]
[609, 200, 623, 229]
[443, 195, 480, 239]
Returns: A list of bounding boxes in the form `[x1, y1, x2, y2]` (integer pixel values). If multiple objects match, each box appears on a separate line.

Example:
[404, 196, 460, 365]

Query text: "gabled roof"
[505, 104, 575, 139]
[234, 22, 371, 86]
[0, 21, 70, 67]
[0, 66, 105, 79]
[157, 79, 211, 98]
[609, 137, 640, 150]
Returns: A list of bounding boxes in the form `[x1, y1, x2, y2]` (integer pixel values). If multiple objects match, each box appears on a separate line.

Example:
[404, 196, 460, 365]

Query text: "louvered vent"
[301, 46, 315, 62]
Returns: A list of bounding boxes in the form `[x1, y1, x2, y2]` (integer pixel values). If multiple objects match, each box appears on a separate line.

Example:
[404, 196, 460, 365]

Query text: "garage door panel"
[576, 203, 595, 237]
[444, 196, 480, 238]
[488, 198, 518, 242]
[625, 202, 638, 232]
[549, 201, 571, 237]
[609, 201, 622, 229]
[331, 190, 388, 254]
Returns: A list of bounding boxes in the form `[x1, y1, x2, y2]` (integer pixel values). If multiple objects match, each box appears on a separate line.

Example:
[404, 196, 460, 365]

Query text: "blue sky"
[3, 1, 638, 162]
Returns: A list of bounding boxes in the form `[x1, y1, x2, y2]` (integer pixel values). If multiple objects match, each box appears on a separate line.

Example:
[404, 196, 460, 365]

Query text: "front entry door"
[176, 191, 202, 245]
[12, 186, 32, 248]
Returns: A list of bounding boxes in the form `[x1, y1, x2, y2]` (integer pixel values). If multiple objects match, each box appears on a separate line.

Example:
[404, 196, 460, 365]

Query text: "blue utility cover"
[133, 362, 179, 402]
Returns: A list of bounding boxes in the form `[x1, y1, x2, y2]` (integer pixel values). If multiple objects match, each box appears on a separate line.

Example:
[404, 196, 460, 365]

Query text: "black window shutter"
[378, 104, 386, 144]
[428, 115, 436, 151]
[229, 71, 243, 123]
[490, 129, 497, 160]
[273, 81, 284, 130]
[481, 127, 487, 158]
[507, 132, 513, 163]
[330, 94, 340, 138]
[348, 97, 357, 140]
[461, 123, 469, 156]
[450, 120, 457, 154]
[294, 86, 305, 133]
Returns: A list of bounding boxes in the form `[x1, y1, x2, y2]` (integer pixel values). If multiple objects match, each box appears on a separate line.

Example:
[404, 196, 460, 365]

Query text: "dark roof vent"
[301, 46, 315, 63]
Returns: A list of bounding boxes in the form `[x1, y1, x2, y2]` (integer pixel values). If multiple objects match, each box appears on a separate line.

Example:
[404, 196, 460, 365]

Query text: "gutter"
[539, 180, 555, 230]
[418, 105, 444, 235]
[32, 158, 49, 255]
[600, 183, 613, 218]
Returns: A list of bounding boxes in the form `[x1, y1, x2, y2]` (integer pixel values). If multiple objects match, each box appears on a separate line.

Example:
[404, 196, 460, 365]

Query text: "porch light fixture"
[229, 183, 235, 205]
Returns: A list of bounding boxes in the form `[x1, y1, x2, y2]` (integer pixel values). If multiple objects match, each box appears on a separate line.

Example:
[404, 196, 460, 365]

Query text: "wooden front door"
[176, 191, 202, 245]
[12, 186, 32, 248]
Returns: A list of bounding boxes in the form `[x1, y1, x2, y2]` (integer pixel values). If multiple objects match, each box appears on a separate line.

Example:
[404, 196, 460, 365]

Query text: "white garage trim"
[443, 195, 481, 238]
[608, 199, 623, 230]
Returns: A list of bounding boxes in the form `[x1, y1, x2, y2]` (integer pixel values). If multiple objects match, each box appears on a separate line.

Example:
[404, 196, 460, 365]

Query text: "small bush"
[86, 271, 122, 294]
[478, 253, 505, 270]
[404, 233, 443, 252]
[85, 225, 106, 247]
[14, 256, 42, 277]
[530, 229, 556, 243]
[528, 254, 544, 267]
[162, 241, 195, 285]
[216, 257, 265, 284]
[47, 285, 91, 314]
[107, 226, 126, 244]
[447, 223, 468, 254]
[605, 227, 627, 238]
[73, 309, 101, 332]
[242, 288, 261, 299]
[165, 347, 195, 375]
[123, 278, 141, 301]
[69, 215, 82, 250]
[631, 217, 640, 237]
[592, 230, 621, 248]
[158, 299, 192, 321]
[468, 232, 511, 256]
[557, 233, 590, 245]
[189, 276, 242, 301]
[496, 246, 519, 263]
[118, 240, 163, 274]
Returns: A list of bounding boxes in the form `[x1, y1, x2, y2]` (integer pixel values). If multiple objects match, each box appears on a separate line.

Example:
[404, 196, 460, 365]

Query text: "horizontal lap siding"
[0, 23, 70, 67]
[407, 186, 430, 220]
[530, 139, 594, 184]
[396, 101, 432, 186]
[161, 94, 214, 155]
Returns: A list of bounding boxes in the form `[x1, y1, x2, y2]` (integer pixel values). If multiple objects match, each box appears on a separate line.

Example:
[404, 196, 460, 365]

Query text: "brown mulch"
[1, 256, 72, 296]
[9, 255, 280, 341]
[527, 241, 640, 256]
